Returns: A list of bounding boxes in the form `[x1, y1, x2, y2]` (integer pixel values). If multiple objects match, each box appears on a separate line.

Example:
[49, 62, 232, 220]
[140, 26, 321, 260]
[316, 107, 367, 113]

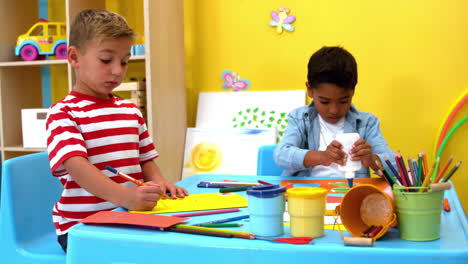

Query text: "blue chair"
[0, 152, 65, 263]
[256, 144, 283, 176]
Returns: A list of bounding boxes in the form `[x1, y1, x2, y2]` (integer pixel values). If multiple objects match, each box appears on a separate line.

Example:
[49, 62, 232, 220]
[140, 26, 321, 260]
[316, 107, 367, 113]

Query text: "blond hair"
[69, 8, 135, 51]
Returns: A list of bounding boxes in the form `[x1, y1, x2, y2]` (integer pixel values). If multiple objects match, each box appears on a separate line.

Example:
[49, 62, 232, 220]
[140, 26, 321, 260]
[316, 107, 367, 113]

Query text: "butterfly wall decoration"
[269, 7, 296, 34]
[221, 70, 251, 92]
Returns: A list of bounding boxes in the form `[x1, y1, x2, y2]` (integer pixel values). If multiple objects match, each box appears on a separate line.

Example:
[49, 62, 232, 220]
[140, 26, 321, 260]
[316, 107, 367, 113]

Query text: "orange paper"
[80, 211, 188, 229]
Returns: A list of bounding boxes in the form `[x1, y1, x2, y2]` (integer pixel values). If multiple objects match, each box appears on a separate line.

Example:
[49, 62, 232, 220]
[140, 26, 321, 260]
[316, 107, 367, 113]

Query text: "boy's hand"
[121, 184, 163, 211]
[153, 179, 189, 199]
[320, 140, 346, 166]
[349, 138, 374, 167]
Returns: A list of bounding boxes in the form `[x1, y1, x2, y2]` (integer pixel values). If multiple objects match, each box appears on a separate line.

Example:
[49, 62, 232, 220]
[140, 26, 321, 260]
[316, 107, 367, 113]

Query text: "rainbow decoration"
[431, 90, 467, 180]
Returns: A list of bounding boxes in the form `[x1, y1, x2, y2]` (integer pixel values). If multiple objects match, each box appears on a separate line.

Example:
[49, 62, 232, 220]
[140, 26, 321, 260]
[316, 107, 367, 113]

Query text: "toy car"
[15, 19, 67, 61]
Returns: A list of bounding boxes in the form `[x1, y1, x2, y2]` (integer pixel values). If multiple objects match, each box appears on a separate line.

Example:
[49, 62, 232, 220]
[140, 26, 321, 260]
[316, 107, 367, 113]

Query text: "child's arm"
[63, 156, 163, 211]
[141, 160, 189, 198]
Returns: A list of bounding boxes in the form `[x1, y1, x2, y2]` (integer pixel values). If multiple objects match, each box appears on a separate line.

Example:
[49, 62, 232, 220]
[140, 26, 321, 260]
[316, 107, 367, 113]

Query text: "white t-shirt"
[309, 115, 346, 177]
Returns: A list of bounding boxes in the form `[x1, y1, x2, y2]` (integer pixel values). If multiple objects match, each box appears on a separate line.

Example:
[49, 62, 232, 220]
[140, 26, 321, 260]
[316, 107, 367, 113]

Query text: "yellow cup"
[287, 187, 328, 237]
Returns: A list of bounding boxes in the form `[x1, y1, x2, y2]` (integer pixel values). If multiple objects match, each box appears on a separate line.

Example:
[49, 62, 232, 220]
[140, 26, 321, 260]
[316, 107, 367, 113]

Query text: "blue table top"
[67, 174, 468, 264]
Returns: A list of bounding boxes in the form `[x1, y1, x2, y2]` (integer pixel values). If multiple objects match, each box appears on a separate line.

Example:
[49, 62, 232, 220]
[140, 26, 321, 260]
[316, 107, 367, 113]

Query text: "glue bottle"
[335, 133, 362, 188]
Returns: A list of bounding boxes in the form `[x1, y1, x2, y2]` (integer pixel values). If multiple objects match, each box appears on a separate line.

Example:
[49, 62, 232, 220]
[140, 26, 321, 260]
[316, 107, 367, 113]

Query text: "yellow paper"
[130, 193, 248, 214]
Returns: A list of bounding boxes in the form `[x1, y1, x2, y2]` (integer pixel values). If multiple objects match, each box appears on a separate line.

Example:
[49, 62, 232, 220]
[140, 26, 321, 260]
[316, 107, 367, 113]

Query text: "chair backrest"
[256, 144, 283, 176]
[0, 152, 64, 261]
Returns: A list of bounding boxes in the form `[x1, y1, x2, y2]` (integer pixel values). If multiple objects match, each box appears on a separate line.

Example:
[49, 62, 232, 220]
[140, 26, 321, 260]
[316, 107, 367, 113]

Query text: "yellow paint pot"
[335, 184, 396, 240]
[286, 187, 328, 238]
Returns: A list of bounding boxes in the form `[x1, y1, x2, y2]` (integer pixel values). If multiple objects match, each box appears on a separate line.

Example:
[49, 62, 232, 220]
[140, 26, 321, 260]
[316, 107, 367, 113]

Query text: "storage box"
[21, 108, 48, 148]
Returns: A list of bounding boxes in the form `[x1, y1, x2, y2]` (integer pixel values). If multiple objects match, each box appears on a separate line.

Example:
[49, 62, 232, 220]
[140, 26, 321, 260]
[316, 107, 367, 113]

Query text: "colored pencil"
[441, 161, 462, 183]
[407, 158, 415, 186]
[417, 154, 423, 186]
[170, 208, 240, 217]
[205, 181, 260, 186]
[174, 224, 252, 236]
[394, 154, 409, 187]
[106, 166, 145, 186]
[105, 165, 169, 201]
[396, 153, 410, 187]
[412, 159, 419, 186]
[197, 183, 256, 188]
[384, 156, 401, 182]
[255, 237, 314, 245]
[376, 170, 393, 186]
[257, 180, 273, 185]
[219, 186, 250, 193]
[199, 223, 243, 227]
[167, 226, 312, 244]
[419, 163, 436, 192]
[194, 214, 250, 226]
[434, 156, 453, 183]
[167, 226, 234, 238]
[421, 151, 429, 176]
[375, 159, 399, 187]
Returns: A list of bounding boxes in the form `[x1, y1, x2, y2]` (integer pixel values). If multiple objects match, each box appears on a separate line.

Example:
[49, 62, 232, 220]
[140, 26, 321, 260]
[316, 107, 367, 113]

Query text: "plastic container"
[335, 133, 361, 186]
[247, 184, 286, 237]
[287, 187, 328, 237]
[393, 183, 450, 241]
[336, 184, 396, 241]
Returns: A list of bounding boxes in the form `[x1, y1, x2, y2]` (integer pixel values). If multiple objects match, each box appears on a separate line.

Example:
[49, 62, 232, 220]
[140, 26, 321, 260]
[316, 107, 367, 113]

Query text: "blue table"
[67, 174, 468, 264]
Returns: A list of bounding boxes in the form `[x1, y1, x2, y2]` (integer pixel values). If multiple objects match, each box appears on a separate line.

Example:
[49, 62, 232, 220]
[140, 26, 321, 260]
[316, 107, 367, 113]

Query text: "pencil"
[199, 223, 243, 227]
[257, 180, 273, 185]
[194, 214, 250, 226]
[174, 224, 252, 236]
[421, 151, 429, 176]
[434, 156, 453, 183]
[384, 156, 401, 182]
[374, 159, 395, 185]
[106, 166, 145, 186]
[105, 165, 169, 201]
[206, 182, 260, 186]
[441, 161, 462, 183]
[419, 162, 435, 192]
[417, 154, 423, 186]
[170, 208, 240, 217]
[407, 158, 415, 186]
[166, 226, 234, 238]
[412, 159, 419, 186]
[395, 153, 409, 187]
[219, 186, 250, 193]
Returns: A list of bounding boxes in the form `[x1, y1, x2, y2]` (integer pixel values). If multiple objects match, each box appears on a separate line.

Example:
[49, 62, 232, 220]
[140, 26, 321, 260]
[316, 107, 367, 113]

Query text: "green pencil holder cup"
[392, 183, 451, 241]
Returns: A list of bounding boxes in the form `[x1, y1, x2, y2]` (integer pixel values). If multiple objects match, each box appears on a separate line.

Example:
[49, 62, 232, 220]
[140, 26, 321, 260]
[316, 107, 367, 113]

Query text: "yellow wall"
[184, 1, 468, 209]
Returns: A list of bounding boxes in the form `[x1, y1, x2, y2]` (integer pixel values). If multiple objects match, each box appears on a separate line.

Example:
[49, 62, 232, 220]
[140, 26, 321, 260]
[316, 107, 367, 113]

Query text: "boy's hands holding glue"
[320, 140, 346, 166]
[349, 138, 379, 169]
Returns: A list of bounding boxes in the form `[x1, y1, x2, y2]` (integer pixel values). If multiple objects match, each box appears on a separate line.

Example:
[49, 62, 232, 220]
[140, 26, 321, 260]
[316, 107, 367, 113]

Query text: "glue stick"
[335, 133, 362, 188]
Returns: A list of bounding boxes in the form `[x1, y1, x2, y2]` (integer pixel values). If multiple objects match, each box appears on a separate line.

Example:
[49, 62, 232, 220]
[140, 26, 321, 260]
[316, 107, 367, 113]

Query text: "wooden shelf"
[0, 59, 67, 67]
[0, 55, 143, 68]
[3, 145, 46, 152]
[0, 0, 186, 183]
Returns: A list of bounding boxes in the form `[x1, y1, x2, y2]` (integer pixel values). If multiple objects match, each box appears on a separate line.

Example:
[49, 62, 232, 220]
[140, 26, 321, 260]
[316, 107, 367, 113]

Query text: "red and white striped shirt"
[46, 91, 158, 235]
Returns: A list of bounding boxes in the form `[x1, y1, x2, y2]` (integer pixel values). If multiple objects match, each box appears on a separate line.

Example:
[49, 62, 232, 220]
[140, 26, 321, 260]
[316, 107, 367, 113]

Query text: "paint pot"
[287, 187, 328, 237]
[247, 184, 286, 237]
[393, 183, 450, 241]
[336, 184, 396, 241]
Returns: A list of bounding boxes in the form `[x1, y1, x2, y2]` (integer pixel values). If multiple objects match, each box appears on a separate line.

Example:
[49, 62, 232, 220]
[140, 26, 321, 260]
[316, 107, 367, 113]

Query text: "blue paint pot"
[247, 184, 286, 237]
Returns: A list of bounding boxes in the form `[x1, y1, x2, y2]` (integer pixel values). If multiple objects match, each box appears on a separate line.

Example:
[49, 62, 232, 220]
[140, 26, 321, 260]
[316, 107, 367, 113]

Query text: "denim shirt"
[274, 102, 395, 177]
